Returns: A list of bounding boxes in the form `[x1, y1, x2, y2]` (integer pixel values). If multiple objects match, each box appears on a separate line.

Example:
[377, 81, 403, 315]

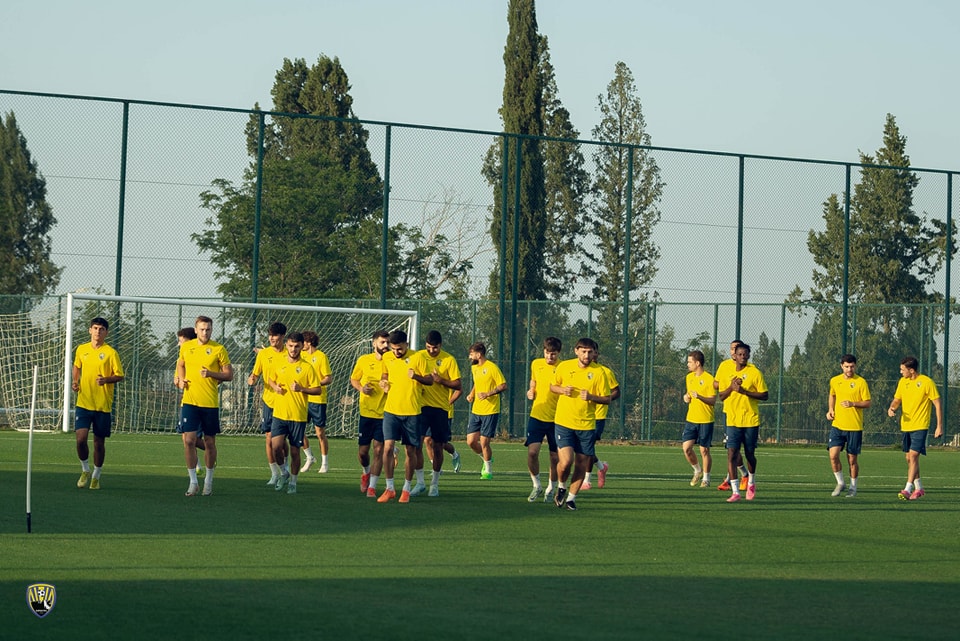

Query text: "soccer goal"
[57, 293, 417, 437]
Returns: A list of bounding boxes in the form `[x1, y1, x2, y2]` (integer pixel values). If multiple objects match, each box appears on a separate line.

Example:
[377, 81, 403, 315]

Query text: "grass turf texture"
[2, 431, 960, 640]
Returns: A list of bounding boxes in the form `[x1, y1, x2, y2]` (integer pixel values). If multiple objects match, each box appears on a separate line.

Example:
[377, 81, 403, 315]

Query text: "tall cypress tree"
[485, 0, 548, 300]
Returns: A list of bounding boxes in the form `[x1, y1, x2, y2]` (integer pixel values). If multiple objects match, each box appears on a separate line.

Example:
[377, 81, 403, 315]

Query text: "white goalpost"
[58, 293, 418, 436]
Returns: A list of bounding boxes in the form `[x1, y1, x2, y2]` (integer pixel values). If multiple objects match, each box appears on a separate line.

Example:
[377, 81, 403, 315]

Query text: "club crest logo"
[587, 372, 594, 380]
[26, 583, 56, 618]
[296, 366, 302, 374]
[99, 353, 106, 361]
[436, 358, 443, 366]
[205, 348, 213, 355]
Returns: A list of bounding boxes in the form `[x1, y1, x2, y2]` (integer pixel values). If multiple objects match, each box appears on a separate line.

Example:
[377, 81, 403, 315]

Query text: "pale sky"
[4, 0, 957, 168]
[1, 0, 958, 312]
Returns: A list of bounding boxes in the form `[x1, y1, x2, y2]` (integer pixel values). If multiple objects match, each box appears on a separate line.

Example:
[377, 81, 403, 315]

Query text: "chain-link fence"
[2, 90, 959, 444]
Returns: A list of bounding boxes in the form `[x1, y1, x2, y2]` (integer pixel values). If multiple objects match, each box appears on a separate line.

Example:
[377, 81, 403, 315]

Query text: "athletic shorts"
[259, 404, 274, 434]
[180, 404, 221, 436]
[902, 429, 927, 455]
[75, 407, 111, 439]
[682, 421, 714, 448]
[827, 427, 862, 455]
[307, 402, 327, 428]
[421, 406, 451, 443]
[594, 418, 607, 441]
[525, 416, 557, 451]
[725, 425, 758, 453]
[383, 412, 421, 447]
[467, 413, 499, 438]
[271, 418, 306, 448]
[358, 416, 384, 446]
[555, 424, 595, 457]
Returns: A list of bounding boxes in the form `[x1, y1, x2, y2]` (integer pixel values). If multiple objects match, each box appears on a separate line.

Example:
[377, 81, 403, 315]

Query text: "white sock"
[747, 473, 755, 485]
[693, 464, 702, 474]
[205, 467, 214, 484]
[914, 478, 923, 491]
[834, 471, 844, 484]
[385, 478, 395, 491]
[363, 465, 371, 474]
[703, 473, 711, 483]
[531, 473, 541, 489]
[567, 492, 577, 502]
[302, 447, 313, 459]
[484, 459, 492, 473]
[188, 468, 198, 485]
[321, 455, 328, 465]
[584, 472, 592, 484]
[402, 479, 411, 492]
[80, 459, 91, 473]
[269, 462, 280, 477]
[850, 477, 858, 489]
[369, 474, 379, 489]
[416, 469, 425, 485]
[92, 466, 102, 480]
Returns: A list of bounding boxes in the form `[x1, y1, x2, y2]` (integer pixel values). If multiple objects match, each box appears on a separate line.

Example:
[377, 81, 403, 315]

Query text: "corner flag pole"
[26, 364, 38, 533]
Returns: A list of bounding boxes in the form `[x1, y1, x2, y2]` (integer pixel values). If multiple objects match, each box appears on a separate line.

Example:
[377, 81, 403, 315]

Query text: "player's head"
[425, 330, 443, 357]
[899, 356, 919, 378]
[687, 350, 705, 371]
[729, 339, 744, 357]
[88, 317, 109, 342]
[177, 326, 197, 345]
[267, 322, 287, 348]
[468, 342, 486, 364]
[388, 330, 408, 358]
[302, 330, 319, 348]
[372, 330, 389, 355]
[574, 337, 598, 366]
[89, 317, 109, 331]
[543, 336, 561, 364]
[285, 332, 304, 359]
[733, 342, 751, 364]
[840, 353, 857, 377]
[194, 316, 213, 343]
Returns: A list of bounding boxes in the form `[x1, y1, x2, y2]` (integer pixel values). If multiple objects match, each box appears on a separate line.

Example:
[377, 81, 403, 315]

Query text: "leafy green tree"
[588, 62, 664, 306]
[0, 111, 62, 310]
[195, 56, 386, 300]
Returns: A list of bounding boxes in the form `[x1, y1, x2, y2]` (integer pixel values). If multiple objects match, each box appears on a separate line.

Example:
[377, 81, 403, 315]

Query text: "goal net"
[1, 293, 417, 436]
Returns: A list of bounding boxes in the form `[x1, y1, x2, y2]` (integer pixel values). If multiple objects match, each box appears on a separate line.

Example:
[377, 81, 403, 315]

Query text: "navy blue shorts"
[358, 416, 384, 446]
[75, 407, 111, 439]
[259, 404, 274, 434]
[827, 427, 862, 455]
[724, 426, 758, 453]
[682, 421, 714, 448]
[594, 418, 607, 440]
[307, 402, 327, 428]
[525, 417, 557, 451]
[902, 430, 927, 455]
[555, 425, 595, 457]
[383, 412, 421, 447]
[421, 406, 451, 443]
[271, 418, 306, 448]
[467, 413, 499, 438]
[180, 404, 221, 436]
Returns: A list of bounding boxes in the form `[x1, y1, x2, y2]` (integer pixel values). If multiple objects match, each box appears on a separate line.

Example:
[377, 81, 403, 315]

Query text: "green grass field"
[3, 431, 960, 640]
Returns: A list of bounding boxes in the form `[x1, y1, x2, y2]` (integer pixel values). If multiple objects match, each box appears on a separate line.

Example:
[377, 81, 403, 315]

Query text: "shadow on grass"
[3, 575, 959, 641]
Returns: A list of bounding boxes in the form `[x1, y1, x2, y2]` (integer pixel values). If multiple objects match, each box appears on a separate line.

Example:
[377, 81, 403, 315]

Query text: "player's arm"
[527, 378, 537, 400]
[97, 374, 124, 385]
[318, 373, 333, 387]
[449, 388, 463, 404]
[210, 363, 234, 382]
[932, 397, 943, 437]
[696, 391, 716, 406]
[478, 381, 507, 401]
[610, 385, 621, 402]
[887, 397, 902, 417]
[176, 358, 187, 390]
[71, 365, 81, 392]
[826, 391, 836, 420]
[350, 374, 370, 395]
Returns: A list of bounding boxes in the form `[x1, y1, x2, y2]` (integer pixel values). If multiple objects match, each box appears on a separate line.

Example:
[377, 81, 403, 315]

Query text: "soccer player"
[247, 321, 287, 485]
[582, 350, 620, 491]
[825, 354, 871, 497]
[887, 356, 943, 500]
[175, 327, 203, 476]
[419, 330, 462, 497]
[377, 329, 433, 503]
[350, 330, 390, 497]
[299, 330, 333, 474]
[268, 332, 324, 494]
[72, 317, 124, 490]
[717, 342, 768, 503]
[550, 337, 611, 511]
[681, 350, 716, 487]
[465, 342, 506, 479]
[714, 339, 749, 491]
[525, 337, 562, 502]
[176, 315, 233, 496]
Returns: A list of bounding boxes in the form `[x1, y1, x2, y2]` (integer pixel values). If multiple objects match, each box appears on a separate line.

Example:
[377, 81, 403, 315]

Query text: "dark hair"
[425, 330, 442, 346]
[372, 330, 389, 340]
[735, 343, 752, 355]
[286, 332, 304, 344]
[89, 317, 109, 330]
[388, 330, 408, 345]
[469, 342, 487, 356]
[731, 339, 744, 349]
[901, 356, 919, 371]
[268, 321, 287, 336]
[840, 354, 857, 364]
[576, 337, 598, 352]
[302, 330, 319, 347]
[688, 350, 705, 366]
[177, 327, 197, 340]
[543, 336, 562, 352]
[195, 315, 213, 326]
